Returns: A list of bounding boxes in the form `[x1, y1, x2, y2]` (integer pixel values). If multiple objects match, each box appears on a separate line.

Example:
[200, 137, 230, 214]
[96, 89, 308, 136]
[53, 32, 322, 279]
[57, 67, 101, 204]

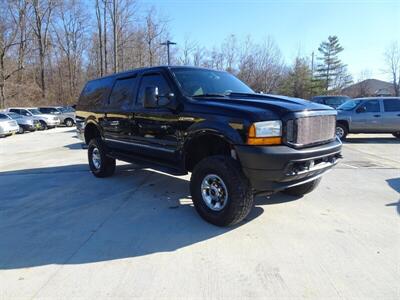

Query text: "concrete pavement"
[0, 128, 399, 299]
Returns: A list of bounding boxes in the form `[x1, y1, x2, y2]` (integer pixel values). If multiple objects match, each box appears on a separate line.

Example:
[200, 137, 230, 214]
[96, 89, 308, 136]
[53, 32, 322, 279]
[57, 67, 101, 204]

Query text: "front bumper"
[235, 138, 342, 193]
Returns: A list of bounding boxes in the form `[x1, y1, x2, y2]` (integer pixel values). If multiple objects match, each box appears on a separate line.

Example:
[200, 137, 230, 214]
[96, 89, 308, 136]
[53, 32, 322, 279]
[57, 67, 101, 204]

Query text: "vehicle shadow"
[0, 164, 272, 270]
[385, 177, 400, 216]
[64, 142, 85, 150]
[344, 137, 400, 144]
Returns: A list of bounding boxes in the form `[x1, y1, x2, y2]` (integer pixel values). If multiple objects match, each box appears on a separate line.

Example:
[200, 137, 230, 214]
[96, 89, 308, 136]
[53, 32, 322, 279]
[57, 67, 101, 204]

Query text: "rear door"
[351, 99, 385, 132]
[381, 98, 400, 132]
[101, 75, 138, 151]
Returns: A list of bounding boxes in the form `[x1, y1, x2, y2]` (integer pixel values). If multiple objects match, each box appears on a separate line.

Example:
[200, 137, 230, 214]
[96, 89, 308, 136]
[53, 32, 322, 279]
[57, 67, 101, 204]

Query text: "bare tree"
[0, 1, 24, 108]
[53, 0, 87, 100]
[95, 0, 103, 76]
[178, 35, 196, 65]
[144, 8, 167, 66]
[31, 0, 55, 99]
[384, 42, 400, 96]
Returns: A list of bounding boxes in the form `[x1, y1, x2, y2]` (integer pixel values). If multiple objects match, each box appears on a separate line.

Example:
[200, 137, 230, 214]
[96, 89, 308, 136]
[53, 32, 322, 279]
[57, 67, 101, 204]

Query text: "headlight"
[247, 120, 282, 145]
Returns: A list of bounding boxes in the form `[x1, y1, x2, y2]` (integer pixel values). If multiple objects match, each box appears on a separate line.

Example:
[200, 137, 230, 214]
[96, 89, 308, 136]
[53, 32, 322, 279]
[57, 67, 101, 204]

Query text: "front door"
[351, 99, 384, 132]
[131, 71, 180, 163]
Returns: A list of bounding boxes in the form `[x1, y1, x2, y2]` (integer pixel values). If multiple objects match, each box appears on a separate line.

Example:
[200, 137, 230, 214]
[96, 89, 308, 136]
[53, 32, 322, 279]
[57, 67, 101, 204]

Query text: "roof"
[342, 79, 395, 97]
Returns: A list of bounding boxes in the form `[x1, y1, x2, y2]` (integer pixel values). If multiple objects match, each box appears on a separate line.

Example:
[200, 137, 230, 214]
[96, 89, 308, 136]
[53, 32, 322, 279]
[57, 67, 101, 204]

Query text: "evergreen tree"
[315, 36, 352, 92]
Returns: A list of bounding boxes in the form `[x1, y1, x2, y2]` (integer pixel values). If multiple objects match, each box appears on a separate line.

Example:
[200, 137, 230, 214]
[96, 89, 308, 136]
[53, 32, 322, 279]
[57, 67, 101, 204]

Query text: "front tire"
[336, 123, 348, 140]
[190, 155, 254, 227]
[39, 120, 48, 130]
[281, 178, 322, 196]
[88, 138, 116, 178]
[65, 118, 74, 127]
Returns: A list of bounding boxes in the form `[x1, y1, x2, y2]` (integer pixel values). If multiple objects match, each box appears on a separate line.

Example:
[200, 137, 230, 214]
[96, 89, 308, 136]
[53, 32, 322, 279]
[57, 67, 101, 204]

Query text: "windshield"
[59, 107, 74, 113]
[28, 109, 42, 115]
[338, 100, 361, 111]
[172, 68, 254, 97]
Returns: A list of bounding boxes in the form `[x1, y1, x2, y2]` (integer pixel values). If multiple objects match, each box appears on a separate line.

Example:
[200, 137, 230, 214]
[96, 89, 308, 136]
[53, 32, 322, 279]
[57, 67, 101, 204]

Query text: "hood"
[191, 93, 334, 121]
[33, 113, 57, 119]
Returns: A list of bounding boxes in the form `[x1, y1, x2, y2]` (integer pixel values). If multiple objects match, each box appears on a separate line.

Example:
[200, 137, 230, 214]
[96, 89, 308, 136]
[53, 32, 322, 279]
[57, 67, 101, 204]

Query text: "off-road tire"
[190, 155, 254, 227]
[336, 123, 348, 140]
[88, 138, 116, 178]
[281, 178, 322, 196]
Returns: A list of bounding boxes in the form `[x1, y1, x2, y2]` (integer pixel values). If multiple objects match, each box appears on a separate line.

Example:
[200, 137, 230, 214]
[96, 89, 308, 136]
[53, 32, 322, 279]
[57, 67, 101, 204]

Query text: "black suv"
[76, 66, 342, 226]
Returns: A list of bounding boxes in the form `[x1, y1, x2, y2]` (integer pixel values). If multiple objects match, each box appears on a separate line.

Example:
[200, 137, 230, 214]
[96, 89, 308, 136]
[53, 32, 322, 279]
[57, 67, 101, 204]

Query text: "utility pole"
[113, 0, 118, 73]
[160, 40, 176, 65]
[311, 51, 315, 77]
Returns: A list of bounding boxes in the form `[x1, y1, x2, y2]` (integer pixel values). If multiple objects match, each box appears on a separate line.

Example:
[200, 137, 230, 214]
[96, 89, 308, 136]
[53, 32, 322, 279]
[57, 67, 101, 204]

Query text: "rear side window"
[109, 76, 137, 108]
[383, 99, 400, 112]
[137, 73, 171, 105]
[9, 109, 20, 114]
[80, 78, 113, 107]
[40, 107, 58, 114]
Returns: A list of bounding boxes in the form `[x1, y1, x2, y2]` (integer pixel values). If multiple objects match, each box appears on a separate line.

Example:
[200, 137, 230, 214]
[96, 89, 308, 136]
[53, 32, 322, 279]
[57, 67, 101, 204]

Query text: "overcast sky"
[142, 0, 400, 81]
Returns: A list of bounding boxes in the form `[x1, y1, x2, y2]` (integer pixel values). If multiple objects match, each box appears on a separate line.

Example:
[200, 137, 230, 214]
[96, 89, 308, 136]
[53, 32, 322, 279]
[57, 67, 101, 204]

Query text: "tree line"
[1, 0, 398, 109]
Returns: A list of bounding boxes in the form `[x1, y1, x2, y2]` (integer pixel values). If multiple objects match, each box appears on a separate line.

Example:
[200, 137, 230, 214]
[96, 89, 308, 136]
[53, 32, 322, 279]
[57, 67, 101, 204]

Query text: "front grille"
[286, 114, 336, 147]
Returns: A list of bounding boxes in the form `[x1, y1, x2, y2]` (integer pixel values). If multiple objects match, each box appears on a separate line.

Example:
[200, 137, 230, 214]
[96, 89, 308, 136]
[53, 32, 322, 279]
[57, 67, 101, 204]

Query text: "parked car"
[77, 66, 342, 226]
[311, 95, 351, 109]
[336, 97, 400, 140]
[0, 113, 20, 137]
[38, 106, 75, 127]
[5, 112, 41, 133]
[7, 107, 61, 129]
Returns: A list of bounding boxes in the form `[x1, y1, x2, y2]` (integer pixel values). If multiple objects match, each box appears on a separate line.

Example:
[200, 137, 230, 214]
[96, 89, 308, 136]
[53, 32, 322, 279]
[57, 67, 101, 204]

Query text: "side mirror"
[143, 86, 159, 108]
[356, 106, 366, 113]
[143, 86, 173, 108]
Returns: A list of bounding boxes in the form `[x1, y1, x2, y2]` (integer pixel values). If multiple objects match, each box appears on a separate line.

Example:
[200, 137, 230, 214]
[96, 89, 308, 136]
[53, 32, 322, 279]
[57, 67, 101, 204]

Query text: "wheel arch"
[183, 121, 243, 172]
[84, 120, 102, 145]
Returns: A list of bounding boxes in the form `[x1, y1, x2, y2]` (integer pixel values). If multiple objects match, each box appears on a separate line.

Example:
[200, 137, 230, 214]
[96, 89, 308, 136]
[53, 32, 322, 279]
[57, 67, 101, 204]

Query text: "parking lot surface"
[0, 128, 399, 299]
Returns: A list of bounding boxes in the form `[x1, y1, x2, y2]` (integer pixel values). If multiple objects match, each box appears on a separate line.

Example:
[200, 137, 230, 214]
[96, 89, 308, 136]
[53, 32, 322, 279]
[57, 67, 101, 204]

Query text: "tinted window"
[383, 99, 400, 112]
[109, 76, 137, 108]
[325, 97, 348, 106]
[9, 109, 20, 114]
[362, 100, 380, 113]
[0, 114, 9, 119]
[40, 107, 58, 114]
[21, 109, 32, 116]
[137, 73, 171, 105]
[80, 77, 113, 107]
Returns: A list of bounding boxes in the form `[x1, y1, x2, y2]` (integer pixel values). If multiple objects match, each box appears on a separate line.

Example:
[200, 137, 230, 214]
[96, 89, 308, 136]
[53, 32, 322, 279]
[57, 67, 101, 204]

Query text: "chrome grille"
[286, 114, 336, 147]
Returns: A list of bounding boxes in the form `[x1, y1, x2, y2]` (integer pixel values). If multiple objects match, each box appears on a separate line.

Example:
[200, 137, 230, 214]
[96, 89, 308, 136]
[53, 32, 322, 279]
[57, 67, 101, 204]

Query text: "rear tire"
[281, 178, 322, 196]
[336, 123, 348, 140]
[393, 132, 400, 139]
[88, 138, 116, 178]
[190, 155, 254, 227]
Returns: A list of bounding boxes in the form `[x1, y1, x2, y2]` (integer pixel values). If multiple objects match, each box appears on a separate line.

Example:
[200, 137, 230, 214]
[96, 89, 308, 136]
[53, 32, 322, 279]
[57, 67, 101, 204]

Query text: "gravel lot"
[0, 128, 399, 299]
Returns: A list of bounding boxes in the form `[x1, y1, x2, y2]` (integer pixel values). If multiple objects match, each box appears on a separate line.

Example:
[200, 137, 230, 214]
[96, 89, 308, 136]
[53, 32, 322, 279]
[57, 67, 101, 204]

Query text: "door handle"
[373, 115, 381, 117]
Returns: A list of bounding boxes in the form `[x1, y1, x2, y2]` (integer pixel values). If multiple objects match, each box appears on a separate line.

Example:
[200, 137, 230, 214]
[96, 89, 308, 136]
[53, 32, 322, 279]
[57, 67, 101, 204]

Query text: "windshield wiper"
[192, 93, 226, 98]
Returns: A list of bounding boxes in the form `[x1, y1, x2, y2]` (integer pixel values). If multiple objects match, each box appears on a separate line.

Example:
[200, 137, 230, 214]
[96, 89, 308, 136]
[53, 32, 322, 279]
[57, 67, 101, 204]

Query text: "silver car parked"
[0, 113, 19, 137]
[7, 107, 61, 130]
[5, 112, 41, 133]
[336, 97, 400, 140]
[38, 106, 76, 127]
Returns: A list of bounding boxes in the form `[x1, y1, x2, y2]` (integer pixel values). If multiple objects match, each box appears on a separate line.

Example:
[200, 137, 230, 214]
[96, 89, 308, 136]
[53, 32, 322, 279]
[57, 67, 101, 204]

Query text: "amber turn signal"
[247, 137, 282, 145]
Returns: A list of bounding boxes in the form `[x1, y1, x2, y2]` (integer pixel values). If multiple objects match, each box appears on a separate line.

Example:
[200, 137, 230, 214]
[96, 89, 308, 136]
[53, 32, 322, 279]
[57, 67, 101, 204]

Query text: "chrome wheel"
[201, 174, 228, 211]
[92, 147, 101, 169]
[336, 126, 344, 138]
